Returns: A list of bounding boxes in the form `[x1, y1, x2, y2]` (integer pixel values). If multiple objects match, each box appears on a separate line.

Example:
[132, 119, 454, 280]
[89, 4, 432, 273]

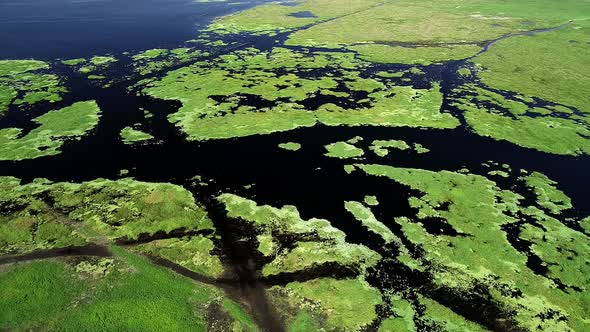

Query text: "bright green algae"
[217, 193, 384, 331]
[141, 47, 458, 141]
[369, 139, 410, 157]
[354, 164, 590, 331]
[269, 277, 383, 331]
[120, 126, 154, 144]
[278, 142, 301, 151]
[218, 193, 380, 277]
[0, 100, 101, 160]
[369, 139, 430, 157]
[0, 176, 213, 254]
[324, 141, 364, 159]
[418, 296, 488, 332]
[135, 235, 224, 279]
[364, 195, 379, 206]
[521, 171, 572, 214]
[189, 0, 590, 156]
[61, 58, 86, 66]
[0, 60, 66, 113]
[443, 21, 590, 156]
[132, 48, 169, 60]
[345, 201, 395, 243]
[132, 47, 206, 76]
[65, 55, 118, 77]
[451, 83, 590, 156]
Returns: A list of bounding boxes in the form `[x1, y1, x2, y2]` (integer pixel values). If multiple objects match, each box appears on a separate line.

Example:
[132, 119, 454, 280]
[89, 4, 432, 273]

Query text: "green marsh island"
[0, 0, 589, 331]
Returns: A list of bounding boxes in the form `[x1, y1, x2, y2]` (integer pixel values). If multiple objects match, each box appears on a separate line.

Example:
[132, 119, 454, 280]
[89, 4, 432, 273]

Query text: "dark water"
[0, 0, 264, 59]
[288, 10, 317, 18]
[0, 245, 111, 265]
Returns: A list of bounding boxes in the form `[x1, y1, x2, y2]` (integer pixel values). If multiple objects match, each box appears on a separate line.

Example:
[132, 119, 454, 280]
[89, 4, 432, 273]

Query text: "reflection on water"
[0, 0, 264, 59]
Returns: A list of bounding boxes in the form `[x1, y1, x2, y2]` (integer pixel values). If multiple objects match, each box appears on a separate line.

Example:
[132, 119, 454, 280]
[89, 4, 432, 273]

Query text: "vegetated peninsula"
[0, 0, 589, 331]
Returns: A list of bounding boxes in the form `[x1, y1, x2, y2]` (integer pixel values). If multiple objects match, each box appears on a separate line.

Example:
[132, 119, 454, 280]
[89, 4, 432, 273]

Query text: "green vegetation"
[473, 21, 590, 114]
[350, 44, 482, 65]
[317, 83, 458, 129]
[458, 67, 472, 77]
[379, 295, 416, 331]
[0, 247, 256, 331]
[256, 234, 276, 257]
[262, 240, 378, 277]
[142, 47, 457, 141]
[214, 0, 586, 65]
[324, 141, 364, 159]
[90, 56, 117, 66]
[364, 195, 379, 206]
[218, 193, 380, 277]
[270, 278, 383, 331]
[135, 235, 224, 278]
[581, 216, 590, 233]
[2, 1, 590, 331]
[441, 21, 590, 155]
[463, 104, 590, 156]
[487, 170, 509, 178]
[0, 261, 84, 330]
[369, 139, 410, 157]
[209, 0, 384, 35]
[355, 164, 590, 330]
[133, 49, 169, 60]
[60, 247, 252, 331]
[120, 126, 154, 144]
[0, 60, 66, 113]
[0, 176, 213, 254]
[278, 142, 301, 151]
[451, 84, 590, 155]
[131, 47, 206, 75]
[221, 299, 260, 332]
[518, 216, 590, 291]
[376, 71, 404, 78]
[414, 143, 430, 154]
[419, 296, 488, 332]
[62, 58, 86, 66]
[369, 139, 430, 156]
[87, 75, 105, 80]
[284, 0, 554, 46]
[75, 55, 117, 76]
[345, 201, 395, 243]
[521, 172, 572, 214]
[0, 101, 101, 160]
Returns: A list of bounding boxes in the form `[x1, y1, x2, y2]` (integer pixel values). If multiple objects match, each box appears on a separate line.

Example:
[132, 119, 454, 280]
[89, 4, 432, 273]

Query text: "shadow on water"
[0, 244, 111, 265]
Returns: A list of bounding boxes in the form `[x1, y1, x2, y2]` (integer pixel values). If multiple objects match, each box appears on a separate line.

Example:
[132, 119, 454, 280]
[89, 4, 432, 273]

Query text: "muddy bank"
[0, 244, 111, 265]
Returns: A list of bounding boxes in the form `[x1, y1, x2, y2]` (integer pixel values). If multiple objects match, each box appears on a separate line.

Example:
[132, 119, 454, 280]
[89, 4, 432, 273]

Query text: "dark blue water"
[0, 0, 263, 59]
[288, 11, 316, 18]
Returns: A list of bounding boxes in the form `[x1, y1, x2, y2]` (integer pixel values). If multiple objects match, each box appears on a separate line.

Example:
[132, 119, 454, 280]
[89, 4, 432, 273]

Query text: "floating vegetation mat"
[1, 0, 589, 331]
